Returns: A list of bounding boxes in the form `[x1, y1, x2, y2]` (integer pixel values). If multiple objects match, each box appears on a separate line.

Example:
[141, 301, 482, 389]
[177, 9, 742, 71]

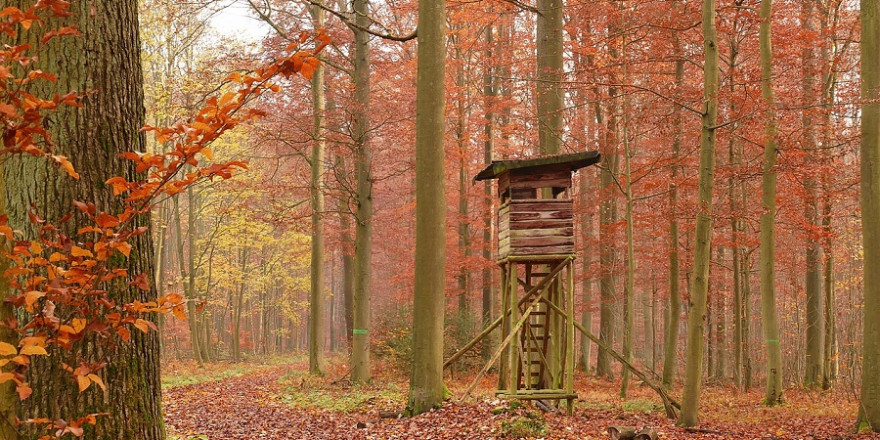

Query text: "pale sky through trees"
[210, 2, 268, 41]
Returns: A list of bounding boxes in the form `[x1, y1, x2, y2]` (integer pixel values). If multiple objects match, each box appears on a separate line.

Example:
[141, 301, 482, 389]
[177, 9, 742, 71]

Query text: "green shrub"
[373, 304, 414, 372]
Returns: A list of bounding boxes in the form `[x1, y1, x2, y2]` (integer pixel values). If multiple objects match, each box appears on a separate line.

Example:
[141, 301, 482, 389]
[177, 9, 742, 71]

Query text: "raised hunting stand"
[469, 151, 601, 414]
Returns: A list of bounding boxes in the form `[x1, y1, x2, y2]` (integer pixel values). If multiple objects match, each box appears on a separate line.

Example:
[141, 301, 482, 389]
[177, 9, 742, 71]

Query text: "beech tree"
[5, 1, 164, 437]
[406, 0, 447, 416]
[758, 0, 784, 406]
[859, 0, 880, 432]
[678, 0, 718, 427]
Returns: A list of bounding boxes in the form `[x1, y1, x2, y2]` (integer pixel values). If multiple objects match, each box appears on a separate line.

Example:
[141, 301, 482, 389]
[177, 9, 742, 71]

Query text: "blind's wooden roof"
[474, 151, 601, 181]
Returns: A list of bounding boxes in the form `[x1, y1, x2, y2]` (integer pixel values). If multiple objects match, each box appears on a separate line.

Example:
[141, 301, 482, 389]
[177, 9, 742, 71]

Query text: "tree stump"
[634, 427, 658, 440]
[608, 426, 637, 440]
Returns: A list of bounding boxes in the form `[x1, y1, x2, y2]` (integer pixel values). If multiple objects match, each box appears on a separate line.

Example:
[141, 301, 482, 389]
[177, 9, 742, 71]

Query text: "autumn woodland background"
[1, 0, 880, 438]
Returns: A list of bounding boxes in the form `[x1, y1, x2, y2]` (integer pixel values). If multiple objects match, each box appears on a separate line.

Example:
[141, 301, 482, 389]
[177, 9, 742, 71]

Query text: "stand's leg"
[498, 263, 509, 390]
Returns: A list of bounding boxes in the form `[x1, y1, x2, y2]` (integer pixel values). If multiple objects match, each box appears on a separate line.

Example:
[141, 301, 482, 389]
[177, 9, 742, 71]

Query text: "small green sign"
[352, 329, 368, 335]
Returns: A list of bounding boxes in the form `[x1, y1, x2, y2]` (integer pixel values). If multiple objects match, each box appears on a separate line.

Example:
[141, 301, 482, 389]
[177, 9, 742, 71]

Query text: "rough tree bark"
[5, 2, 164, 437]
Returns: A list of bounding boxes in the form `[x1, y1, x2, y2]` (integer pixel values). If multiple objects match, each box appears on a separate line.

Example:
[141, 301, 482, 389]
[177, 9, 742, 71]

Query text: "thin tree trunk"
[174, 191, 203, 364]
[456, 41, 471, 334]
[820, 0, 838, 390]
[351, 0, 373, 384]
[620, 41, 635, 398]
[482, 23, 496, 363]
[758, 0, 784, 406]
[677, 0, 719, 427]
[308, 0, 327, 376]
[801, 0, 825, 388]
[729, 36, 743, 388]
[663, 39, 684, 389]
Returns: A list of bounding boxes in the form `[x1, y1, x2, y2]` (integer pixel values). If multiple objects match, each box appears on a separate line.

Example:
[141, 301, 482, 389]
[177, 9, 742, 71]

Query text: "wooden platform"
[496, 389, 578, 401]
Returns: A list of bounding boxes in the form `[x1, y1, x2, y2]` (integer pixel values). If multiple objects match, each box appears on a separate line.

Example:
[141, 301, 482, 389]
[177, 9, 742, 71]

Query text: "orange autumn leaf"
[76, 374, 90, 392]
[70, 246, 93, 258]
[16, 384, 31, 400]
[20, 345, 47, 356]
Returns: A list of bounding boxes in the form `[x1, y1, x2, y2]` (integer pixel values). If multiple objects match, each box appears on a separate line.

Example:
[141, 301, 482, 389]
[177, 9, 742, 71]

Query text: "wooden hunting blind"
[473, 151, 600, 413]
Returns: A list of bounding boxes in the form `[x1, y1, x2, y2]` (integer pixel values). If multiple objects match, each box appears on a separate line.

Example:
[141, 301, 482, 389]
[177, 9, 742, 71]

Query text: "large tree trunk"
[308, 1, 327, 377]
[5, 2, 164, 437]
[351, 0, 374, 384]
[0, 163, 15, 440]
[406, 0, 447, 416]
[758, 0, 784, 406]
[858, 0, 880, 431]
[677, 0, 719, 427]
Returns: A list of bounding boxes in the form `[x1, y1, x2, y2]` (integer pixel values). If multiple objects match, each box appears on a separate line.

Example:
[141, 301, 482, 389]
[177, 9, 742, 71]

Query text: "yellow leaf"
[200, 148, 214, 160]
[29, 242, 42, 255]
[72, 318, 86, 334]
[20, 346, 47, 356]
[0, 373, 13, 384]
[0, 342, 16, 356]
[112, 242, 132, 258]
[70, 246, 93, 258]
[76, 375, 90, 392]
[87, 374, 106, 391]
[54, 155, 80, 180]
[49, 252, 65, 262]
[59, 325, 76, 334]
[133, 319, 149, 334]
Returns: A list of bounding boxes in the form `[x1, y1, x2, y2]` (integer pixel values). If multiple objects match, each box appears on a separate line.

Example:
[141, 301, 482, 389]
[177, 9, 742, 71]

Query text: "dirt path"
[163, 366, 366, 439]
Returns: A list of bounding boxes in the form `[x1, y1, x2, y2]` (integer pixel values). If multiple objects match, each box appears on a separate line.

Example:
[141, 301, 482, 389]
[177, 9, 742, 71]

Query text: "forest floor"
[162, 357, 878, 439]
